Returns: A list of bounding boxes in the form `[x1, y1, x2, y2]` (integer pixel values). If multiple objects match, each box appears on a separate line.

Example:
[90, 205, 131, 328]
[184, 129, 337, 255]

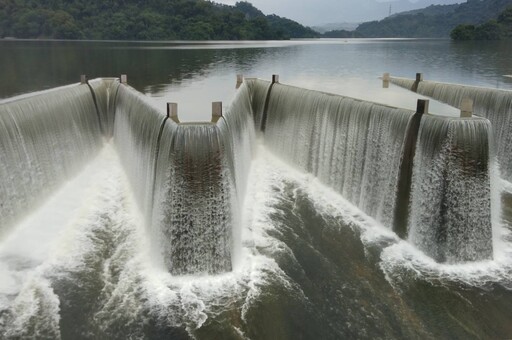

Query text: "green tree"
[474, 20, 502, 40]
[450, 24, 476, 40]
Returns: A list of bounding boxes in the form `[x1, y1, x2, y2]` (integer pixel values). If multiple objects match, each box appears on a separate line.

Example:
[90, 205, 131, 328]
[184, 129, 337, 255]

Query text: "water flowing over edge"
[389, 76, 512, 182]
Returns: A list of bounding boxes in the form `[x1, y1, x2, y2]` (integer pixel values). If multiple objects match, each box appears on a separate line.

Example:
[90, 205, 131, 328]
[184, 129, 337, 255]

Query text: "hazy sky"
[214, 0, 463, 26]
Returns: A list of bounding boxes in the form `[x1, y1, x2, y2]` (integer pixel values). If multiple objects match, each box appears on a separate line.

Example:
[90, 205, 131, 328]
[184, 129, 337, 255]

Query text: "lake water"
[2, 39, 512, 120]
[1, 39, 512, 339]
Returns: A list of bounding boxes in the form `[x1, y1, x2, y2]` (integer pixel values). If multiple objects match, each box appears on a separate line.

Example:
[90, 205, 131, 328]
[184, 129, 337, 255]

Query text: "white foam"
[250, 143, 512, 289]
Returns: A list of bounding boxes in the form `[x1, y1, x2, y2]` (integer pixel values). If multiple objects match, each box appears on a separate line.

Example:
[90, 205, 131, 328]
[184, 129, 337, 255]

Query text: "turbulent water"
[1, 78, 512, 339]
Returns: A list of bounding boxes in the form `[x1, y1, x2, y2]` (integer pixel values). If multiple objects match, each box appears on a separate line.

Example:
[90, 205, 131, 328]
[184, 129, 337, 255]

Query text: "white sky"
[214, 0, 463, 26]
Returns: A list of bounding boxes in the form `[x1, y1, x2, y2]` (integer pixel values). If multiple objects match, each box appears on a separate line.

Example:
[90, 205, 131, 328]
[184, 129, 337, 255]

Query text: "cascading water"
[0, 75, 509, 339]
[245, 79, 272, 130]
[261, 83, 412, 228]
[389, 76, 512, 182]
[152, 123, 233, 275]
[216, 82, 256, 267]
[408, 115, 493, 263]
[0, 84, 103, 233]
[112, 84, 166, 223]
[113, 83, 255, 275]
[88, 78, 120, 138]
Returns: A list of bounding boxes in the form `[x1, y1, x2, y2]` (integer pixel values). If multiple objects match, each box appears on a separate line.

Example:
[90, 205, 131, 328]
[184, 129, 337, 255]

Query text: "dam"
[0, 75, 496, 270]
[0, 74, 510, 339]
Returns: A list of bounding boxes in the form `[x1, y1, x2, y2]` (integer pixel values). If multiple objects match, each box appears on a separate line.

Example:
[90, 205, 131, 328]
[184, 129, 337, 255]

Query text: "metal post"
[80, 74, 88, 84]
[272, 74, 279, 84]
[460, 98, 473, 118]
[120, 74, 128, 84]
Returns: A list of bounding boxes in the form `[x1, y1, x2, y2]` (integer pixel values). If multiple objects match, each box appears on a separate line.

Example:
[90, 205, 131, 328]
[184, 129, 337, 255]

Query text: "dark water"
[1, 39, 512, 339]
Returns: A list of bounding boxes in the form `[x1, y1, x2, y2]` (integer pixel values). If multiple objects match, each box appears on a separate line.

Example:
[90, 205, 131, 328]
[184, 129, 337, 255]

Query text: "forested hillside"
[451, 6, 512, 39]
[354, 0, 512, 38]
[0, 0, 319, 40]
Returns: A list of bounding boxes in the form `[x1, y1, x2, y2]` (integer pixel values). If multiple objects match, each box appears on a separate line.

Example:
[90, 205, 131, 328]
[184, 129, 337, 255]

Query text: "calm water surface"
[1, 39, 512, 339]
[2, 39, 511, 119]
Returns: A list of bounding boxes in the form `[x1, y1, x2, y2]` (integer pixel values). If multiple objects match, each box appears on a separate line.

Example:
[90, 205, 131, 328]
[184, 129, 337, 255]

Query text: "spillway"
[0, 84, 103, 235]
[253, 79, 494, 262]
[388, 75, 512, 182]
[0, 75, 496, 277]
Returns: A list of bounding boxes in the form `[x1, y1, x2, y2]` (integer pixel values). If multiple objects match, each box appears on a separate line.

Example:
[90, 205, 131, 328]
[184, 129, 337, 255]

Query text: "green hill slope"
[451, 6, 512, 39]
[355, 0, 512, 38]
[0, 0, 319, 40]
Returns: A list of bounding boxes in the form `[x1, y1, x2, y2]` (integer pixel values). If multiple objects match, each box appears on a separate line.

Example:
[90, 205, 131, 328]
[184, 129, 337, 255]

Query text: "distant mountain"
[312, 23, 360, 34]
[0, 0, 319, 40]
[355, 0, 512, 38]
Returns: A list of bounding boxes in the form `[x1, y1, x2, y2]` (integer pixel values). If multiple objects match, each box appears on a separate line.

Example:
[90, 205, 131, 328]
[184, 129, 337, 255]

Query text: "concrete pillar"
[167, 102, 179, 123]
[460, 98, 473, 118]
[272, 74, 279, 84]
[412, 73, 423, 93]
[236, 74, 243, 89]
[382, 73, 390, 88]
[212, 101, 222, 123]
[120, 74, 128, 84]
[416, 98, 429, 115]
[80, 74, 88, 84]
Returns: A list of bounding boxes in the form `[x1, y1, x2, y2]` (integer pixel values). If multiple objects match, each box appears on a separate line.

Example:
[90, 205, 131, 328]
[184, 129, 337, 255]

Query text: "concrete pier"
[382, 73, 390, 88]
[411, 73, 423, 92]
[167, 103, 179, 123]
[460, 98, 473, 118]
[236, 74, 243, 89]
[212, 101, 223, 123]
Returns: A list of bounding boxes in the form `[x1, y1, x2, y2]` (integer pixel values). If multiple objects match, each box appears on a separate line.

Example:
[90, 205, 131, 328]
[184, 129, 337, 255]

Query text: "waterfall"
[113, 84, 167, 222]
[389, 76, 512, 182]
[408, 115, 493, 263]
[152, 123, 233, 275]
[112, 82, 258, 275]
[0, 76, 496, 272]
[217, 82, 256, 209]
[0, 84, 103, 234]
[245, 78, 272, 131]
[261, 83, 413, 228]
[88, 78, 120, 138]
[217, 82, 256, 267]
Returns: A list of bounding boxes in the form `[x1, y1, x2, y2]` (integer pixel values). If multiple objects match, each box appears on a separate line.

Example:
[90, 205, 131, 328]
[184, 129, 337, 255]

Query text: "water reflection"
[1, 39, 511, 120]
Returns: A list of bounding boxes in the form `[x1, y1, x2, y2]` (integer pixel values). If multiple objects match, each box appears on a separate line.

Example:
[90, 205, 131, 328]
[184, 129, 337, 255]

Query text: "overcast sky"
[214, 0, 463, 26]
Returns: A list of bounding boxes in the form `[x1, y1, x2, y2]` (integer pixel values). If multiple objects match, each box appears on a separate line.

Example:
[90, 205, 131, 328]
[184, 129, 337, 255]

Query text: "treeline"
[323, 0, 512, 38]
[0, 0, 319, 40]
[451, 6, 512, 40]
